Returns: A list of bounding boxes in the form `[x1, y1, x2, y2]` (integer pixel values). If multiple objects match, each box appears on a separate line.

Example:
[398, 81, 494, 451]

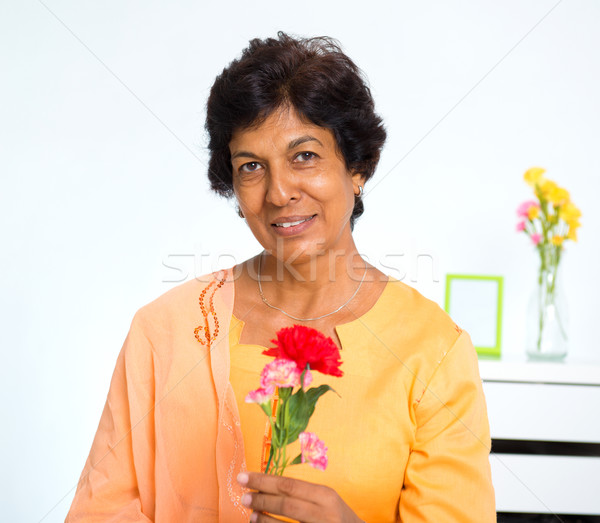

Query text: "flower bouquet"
[516, 167, 581, 359]
[245, 325, 343, 475]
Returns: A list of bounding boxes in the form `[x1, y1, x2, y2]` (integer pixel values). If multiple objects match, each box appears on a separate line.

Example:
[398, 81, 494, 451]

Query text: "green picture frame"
[444, 274, 503, 359]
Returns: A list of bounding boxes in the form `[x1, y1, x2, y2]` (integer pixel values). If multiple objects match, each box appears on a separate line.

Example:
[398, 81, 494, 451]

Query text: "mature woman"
[67, 33, 495, 522]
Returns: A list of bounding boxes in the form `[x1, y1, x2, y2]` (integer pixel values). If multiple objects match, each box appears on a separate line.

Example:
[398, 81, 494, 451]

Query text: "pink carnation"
[299, 432, 328, 471]
[245, 385, 274, 405]
[516, 221, 526, 232]
[517, 200, 539, 218]
[531, 233, 542, 245]
[301, 368, 313, 389]
[260, 358, 301, 389]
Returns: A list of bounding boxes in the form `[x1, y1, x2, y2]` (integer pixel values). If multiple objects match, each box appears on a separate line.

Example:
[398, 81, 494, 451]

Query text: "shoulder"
[130, 269, 234, 343]
[381, 277, 461, 346]
[365, 277, 470, 385]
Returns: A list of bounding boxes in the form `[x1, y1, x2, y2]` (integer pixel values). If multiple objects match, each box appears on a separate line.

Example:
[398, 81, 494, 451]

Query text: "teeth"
[275, 217, 312, 228]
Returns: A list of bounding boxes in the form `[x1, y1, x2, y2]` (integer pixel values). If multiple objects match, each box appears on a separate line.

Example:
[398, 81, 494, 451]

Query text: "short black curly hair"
[205, 32, 386, 227]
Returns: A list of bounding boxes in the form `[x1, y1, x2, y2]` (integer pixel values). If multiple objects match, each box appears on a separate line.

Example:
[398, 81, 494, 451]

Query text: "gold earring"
[236, 206, 244, 218]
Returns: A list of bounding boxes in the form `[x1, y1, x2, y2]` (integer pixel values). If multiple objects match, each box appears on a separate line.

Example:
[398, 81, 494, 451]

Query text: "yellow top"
[230, 278, 496, 522]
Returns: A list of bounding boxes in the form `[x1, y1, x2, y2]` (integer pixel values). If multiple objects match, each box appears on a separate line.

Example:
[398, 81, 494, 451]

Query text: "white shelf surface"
[491, 454, 600, 514]
[478, 357, 600, 385]
[478, 356, 600, 515]
[483, 381, 600, 442]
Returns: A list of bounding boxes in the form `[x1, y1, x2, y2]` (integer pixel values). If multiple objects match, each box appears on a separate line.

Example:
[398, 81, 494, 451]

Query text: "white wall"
[1, 1, 598, 520]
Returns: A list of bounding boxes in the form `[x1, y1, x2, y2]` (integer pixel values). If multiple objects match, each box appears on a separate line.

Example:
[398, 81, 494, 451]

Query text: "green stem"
[265, 449, 273, 475]
[281, 439, 287, 476]
[536, 245, 567, 352]
[278, 395, 291, 475]
[537, 266, 544, 352]
[264, 414, 276, 474]
[550, 250, 568, 340]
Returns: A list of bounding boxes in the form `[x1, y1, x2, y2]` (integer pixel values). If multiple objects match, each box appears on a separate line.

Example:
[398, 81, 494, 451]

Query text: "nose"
[265, 163, 300, 207]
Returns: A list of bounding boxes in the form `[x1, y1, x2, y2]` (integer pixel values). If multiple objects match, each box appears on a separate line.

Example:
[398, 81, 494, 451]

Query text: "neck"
[252, 245, 367, 319]
[262, 246, 364, 286]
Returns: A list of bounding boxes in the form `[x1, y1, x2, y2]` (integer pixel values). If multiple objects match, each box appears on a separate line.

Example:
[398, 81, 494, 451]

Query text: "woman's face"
[230, 107, 364, 264]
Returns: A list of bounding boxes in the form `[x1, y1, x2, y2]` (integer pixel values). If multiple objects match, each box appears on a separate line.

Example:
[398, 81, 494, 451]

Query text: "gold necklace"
[257, 252, 367, 322]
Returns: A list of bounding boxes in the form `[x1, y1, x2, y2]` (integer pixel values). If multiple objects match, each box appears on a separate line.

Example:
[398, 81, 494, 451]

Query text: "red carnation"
[263, 325, 343, 377]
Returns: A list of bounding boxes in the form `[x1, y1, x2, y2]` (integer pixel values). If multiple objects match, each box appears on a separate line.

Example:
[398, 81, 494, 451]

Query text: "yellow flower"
[560, 202, 582, 222]
[520, 167, 581, 246]
[549, 187, 570, 206]
[524, 167, 546, 187]
[527, 206, 539, 220]
[539, 179, 558, 201]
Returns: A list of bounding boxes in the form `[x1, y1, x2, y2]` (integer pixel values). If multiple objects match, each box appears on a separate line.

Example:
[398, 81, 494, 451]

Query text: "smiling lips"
[273, 215, 315, 228]
[271, 214, 316, 235]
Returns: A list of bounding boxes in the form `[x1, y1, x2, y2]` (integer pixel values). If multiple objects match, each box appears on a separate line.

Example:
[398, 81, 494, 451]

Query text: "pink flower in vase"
[260, 358, 302, 389]
[245, 385, 275, 405]
[517, 200, 540, 219]
[299, 432, 328, 471]
[516, 221, 526, 232]
[531, 233, 542, 245]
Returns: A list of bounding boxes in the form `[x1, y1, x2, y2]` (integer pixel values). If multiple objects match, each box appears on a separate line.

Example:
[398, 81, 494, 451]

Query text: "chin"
[265, 237, 339, 262]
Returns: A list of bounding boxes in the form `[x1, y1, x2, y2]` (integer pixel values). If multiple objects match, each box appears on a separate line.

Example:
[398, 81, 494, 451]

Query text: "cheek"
[234, 185, 264, 212]
[309, 173, 355, 212]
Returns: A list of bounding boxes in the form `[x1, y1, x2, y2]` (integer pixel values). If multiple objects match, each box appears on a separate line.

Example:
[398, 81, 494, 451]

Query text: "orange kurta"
[230, 278, 496, 522]
[67, 271, 495, 522]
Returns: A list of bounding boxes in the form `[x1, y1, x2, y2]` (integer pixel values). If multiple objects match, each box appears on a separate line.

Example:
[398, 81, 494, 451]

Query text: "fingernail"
[241, 493, 252, 507]
[250, 512, 258, 522]
[237, 472, 249, 485]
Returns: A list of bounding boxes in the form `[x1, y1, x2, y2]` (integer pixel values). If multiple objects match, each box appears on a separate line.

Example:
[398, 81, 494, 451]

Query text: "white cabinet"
[478, 359, 600, 516]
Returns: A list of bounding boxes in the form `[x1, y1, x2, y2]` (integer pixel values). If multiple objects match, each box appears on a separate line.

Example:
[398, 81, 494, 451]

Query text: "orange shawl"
[66, 269, 250, 522]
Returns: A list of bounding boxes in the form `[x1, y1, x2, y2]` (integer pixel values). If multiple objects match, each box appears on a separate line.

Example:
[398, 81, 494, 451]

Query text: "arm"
[399, 332, 496, 522]
[66, 312, 155, 522]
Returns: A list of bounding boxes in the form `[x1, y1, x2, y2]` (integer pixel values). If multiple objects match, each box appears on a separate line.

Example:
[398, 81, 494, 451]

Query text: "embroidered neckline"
[194, 274, 226, 346]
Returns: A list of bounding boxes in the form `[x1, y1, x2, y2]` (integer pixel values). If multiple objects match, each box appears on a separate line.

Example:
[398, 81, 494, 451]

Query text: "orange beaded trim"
[194, 274, 226, 346]
[260, 388, 279, 472]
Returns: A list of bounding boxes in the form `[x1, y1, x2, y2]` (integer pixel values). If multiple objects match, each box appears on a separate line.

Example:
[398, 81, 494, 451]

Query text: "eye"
[294, 151, 318, 163]
[239, 161, 262, 174]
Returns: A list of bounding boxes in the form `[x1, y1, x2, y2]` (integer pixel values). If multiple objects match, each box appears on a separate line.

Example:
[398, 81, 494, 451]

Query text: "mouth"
[272, 215, 316, 228]
[271, 214, 317, 236]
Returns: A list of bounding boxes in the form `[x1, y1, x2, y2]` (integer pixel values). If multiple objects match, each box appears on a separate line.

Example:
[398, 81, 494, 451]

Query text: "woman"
[67, 33, 495, 522]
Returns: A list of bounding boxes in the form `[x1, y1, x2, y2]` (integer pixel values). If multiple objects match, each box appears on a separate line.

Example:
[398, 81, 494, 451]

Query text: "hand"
[237, 472, 363, 523]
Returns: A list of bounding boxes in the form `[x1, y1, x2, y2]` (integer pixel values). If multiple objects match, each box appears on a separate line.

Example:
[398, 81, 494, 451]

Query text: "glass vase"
[526, 245, 568, 360]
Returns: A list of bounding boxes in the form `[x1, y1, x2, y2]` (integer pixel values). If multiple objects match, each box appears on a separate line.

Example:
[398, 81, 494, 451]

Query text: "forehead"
[229, 107, 336, 152]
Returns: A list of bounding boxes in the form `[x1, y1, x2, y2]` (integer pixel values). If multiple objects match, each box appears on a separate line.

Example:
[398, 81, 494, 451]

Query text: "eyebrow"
[288, 135, 323, 150]
[230, 135, 324, 160]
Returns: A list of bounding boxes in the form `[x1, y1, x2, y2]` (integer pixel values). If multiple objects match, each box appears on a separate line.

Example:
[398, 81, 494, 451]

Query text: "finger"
[242, 492, 321, 523]
[238, 472, 325, 504]
[248, 510, 285, 523]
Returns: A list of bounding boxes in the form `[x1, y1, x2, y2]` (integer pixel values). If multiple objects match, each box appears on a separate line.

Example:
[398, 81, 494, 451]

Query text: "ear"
[351, 171, 366, 196]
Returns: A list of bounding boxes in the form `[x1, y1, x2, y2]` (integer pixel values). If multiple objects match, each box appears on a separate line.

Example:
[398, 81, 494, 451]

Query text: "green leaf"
[259, 402, 272, 418]
[285, 385, 335, 444]
[285, 390, 310, 444]
[306, 384, 337, 403]
[290, 454, 302, 466]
